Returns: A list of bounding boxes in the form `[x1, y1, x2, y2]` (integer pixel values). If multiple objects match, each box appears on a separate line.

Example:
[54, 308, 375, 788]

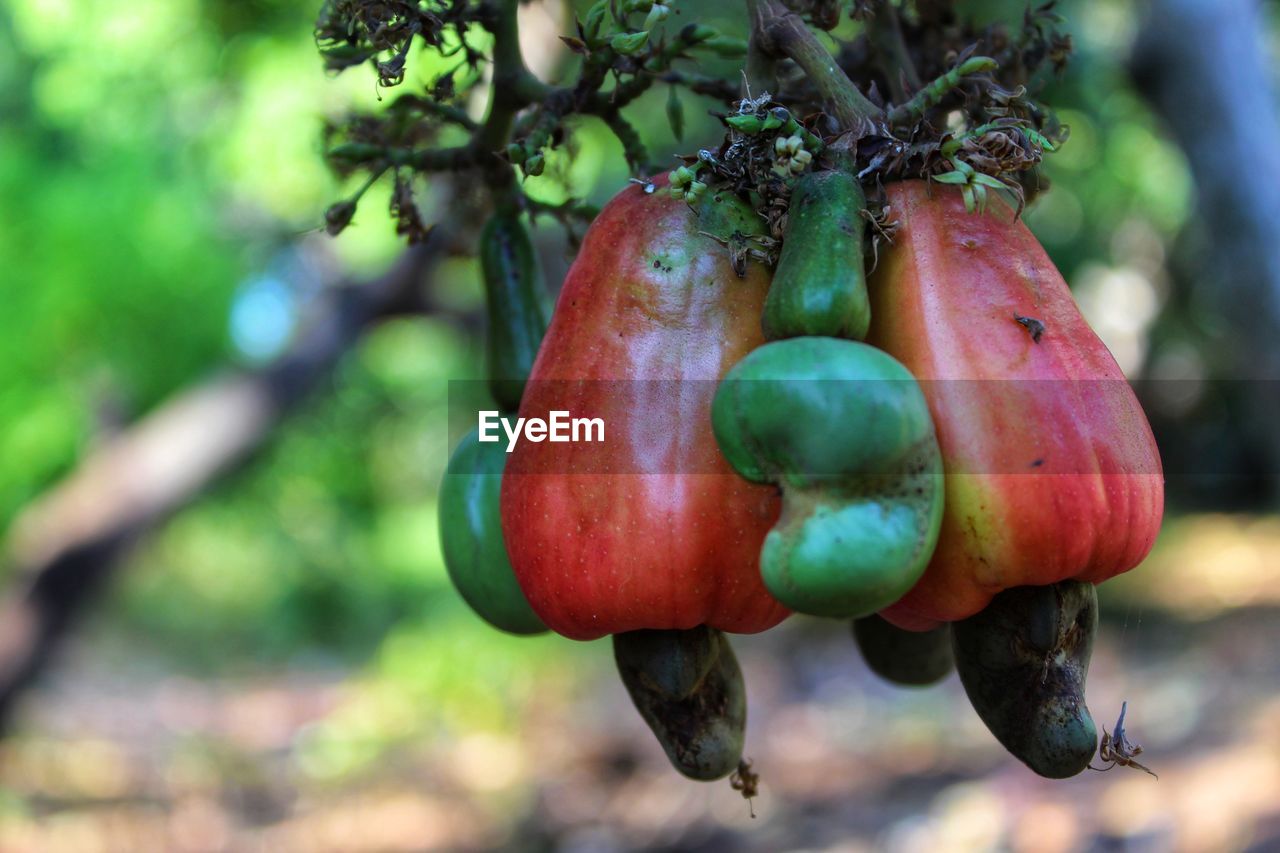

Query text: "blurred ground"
[2, 515, 1279, 853]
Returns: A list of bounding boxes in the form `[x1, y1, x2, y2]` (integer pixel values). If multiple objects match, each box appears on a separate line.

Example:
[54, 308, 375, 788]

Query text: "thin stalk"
[888, 56, 998, 126]
[478, 0, 543, 153]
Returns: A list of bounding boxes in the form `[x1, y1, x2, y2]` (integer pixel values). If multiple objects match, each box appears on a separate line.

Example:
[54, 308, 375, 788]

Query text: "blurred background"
[2, 0, 1279, 849]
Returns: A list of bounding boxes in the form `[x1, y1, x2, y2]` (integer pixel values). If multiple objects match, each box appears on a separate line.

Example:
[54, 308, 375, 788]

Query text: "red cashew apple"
[869, 181, 1165, 630]
[500, 178, 788, 640]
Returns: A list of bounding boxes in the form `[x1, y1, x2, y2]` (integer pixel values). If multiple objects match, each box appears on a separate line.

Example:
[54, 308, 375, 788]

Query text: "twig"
[745, 0, 884, 130]
[888, 56, 998, 126]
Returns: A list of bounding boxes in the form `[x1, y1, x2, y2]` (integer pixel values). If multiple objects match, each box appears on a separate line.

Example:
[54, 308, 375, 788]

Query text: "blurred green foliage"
[0, 0, 1198, 771]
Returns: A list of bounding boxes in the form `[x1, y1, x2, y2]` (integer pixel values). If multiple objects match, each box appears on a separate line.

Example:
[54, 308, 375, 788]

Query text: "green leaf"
[972, 173, 1008, 190]
[584, 3, 610, 45]
[973, 183, 989, 213]
[933, 171, 969, 185]
[610, 31, 649, 55]
[643, 3, 669, 29]
[1023, 127, 1057, 151]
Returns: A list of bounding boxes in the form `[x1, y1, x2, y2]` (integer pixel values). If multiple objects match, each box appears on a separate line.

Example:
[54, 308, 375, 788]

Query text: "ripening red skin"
[500, 180, 789, 641]
[869, 182, 1164, 631]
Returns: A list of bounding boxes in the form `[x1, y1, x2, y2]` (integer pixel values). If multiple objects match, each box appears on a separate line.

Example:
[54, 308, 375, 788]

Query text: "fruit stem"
[745, 0, 885, 129]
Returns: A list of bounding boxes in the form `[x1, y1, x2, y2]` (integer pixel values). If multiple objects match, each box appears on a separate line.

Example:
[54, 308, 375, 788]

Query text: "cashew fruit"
[711, 336, 944, 618]
[867, 181, 1164, 630]
[501, 178, 789, 640]
[439, 427, 547, 635]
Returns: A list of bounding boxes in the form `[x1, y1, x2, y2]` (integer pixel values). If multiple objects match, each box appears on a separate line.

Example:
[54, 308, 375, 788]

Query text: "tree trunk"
[1131, 0, 1280, 502]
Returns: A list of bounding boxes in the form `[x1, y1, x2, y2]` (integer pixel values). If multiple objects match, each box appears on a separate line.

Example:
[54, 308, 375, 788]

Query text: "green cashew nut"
[439, 427, 547, 635]
[712, 336, 944, 618]
[952, 581, 1099, 778]
[479, 211, 550, 412]
[763, 168, 870, 341]
[853, 614, 953, 686]
[613, 626, 747, 781]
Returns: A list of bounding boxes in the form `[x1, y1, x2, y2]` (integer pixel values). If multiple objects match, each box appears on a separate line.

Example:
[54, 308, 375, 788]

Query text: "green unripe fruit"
[478, 212, 549, 411]
[712, 337, 944, 618]
[439, 428, 547, 635]
[764, 169, 871, 341]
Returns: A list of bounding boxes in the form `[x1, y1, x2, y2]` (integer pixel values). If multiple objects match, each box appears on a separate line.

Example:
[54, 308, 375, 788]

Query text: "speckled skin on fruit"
[869, 182, 1165, 631]
[500, 178, 789, 641]
[952, 581, 1099, 779]
[613, 627, 747, 781]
